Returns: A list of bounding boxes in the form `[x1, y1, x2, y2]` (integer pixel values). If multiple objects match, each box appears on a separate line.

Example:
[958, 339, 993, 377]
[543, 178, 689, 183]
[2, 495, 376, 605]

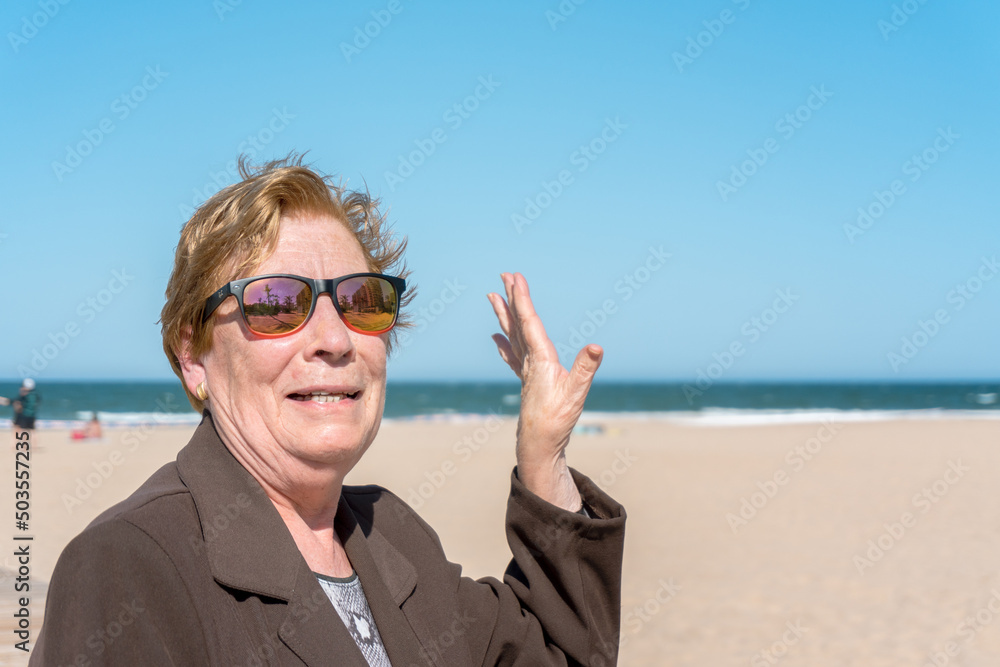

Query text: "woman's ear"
[176, 325, 207, 398]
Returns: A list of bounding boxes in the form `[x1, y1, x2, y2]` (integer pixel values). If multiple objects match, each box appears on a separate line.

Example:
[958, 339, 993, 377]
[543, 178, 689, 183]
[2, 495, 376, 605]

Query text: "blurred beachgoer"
[71, 412, 102, 441]
[0, 378, 39, 442]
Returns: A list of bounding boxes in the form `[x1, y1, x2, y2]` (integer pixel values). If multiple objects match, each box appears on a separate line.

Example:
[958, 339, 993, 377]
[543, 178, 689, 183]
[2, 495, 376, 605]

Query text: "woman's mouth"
[288, 390, 360, 404]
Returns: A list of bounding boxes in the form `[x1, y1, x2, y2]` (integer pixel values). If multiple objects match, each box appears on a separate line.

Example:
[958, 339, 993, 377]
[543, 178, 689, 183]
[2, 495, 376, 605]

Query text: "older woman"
[32, 157, 626, 666]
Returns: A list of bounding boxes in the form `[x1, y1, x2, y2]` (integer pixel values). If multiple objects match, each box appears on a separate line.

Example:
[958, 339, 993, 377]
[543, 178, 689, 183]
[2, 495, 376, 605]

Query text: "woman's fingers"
[492, 273, 581, 383]
[502, 272, 516, 309]
[507, 273, 556, 358]
[503, 274, 530, 351]
[497, 274, 531, 360]
[487, 292, 514, 338]
[491, 334, 522, 379]
[501, 272, 561, 368]
[488, 290, 525, 361]
[567, 344, 603, 403]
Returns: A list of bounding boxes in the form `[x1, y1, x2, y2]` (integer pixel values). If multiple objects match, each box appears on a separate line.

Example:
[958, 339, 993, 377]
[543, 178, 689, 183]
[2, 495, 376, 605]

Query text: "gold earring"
[195, 382, 209, 401]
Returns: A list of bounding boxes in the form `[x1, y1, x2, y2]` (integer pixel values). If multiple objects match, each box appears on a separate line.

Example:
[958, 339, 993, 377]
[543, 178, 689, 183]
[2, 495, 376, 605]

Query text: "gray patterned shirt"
[316, 572, 393, 666]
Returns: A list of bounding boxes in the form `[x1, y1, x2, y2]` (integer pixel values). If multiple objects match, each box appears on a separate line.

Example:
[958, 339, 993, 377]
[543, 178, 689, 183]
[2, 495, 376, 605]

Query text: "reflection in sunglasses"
[243, 276, 399, 335]
[338, 277, 397, 332]
[244, 278, 312, 334]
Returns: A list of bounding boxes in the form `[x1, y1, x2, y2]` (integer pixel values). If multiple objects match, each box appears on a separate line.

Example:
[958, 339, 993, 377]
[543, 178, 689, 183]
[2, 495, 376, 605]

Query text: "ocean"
[0, 380, 997, 428]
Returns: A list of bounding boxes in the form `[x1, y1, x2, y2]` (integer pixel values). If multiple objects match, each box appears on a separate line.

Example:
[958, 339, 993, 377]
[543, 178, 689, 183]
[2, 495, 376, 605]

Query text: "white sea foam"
[501, 393, 521, 405]
[4, 412, 205, 429]
[382, 412, 512, 425]
[577, 408, 1000, 427]
[383, 408, 1000, 427]
[77, 411, 202, 426]
[3, 407, 998, 430]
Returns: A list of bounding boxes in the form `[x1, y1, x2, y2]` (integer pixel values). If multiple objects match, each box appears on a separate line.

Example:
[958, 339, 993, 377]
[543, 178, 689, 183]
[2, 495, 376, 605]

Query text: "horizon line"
[2, 377, 998, 385]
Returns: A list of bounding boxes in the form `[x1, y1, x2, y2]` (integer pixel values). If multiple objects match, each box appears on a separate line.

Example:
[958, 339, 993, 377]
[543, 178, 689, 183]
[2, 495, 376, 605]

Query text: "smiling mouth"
[289, 391, 360, 404]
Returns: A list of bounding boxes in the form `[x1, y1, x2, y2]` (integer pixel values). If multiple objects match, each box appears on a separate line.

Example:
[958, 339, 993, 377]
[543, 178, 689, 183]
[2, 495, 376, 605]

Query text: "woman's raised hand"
[487, 272, 603, 511]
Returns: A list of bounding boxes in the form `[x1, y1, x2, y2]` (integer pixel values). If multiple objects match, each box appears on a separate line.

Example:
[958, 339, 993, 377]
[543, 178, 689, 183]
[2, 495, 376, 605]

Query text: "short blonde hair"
[161, 154, 413, 411]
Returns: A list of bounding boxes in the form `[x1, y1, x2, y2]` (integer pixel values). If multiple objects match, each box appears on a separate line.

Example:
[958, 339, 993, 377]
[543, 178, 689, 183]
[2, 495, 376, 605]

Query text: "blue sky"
[0, 0, 996, 382]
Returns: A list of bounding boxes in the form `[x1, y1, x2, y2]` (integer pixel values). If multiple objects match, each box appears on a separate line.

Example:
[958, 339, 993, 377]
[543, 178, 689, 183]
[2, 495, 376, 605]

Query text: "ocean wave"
[3, 407, 997, 430]
[79, 411, 203, 426]
[378, 407, 1000, 427]
[382, 412, 510, 424]
[0, 412, 203, 429]
[971, 392, 998, 405]
[576, 408, 1000, 427]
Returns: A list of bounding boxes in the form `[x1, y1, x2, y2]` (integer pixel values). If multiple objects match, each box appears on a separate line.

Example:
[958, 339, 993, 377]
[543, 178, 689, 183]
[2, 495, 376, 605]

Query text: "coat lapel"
[277, 563, 370, 666]
[177, 412, 431, 666]
[177, 413, 367, 665]
[335, 494, 429, 663]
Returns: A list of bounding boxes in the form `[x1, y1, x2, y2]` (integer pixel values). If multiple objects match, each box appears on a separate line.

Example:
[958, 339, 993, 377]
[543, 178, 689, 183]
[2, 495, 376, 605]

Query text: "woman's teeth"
[293, 391, 358, 403]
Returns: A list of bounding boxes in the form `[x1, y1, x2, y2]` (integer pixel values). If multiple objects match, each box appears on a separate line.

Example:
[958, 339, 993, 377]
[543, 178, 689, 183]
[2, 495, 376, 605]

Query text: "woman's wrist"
[516, 452, 582, 512]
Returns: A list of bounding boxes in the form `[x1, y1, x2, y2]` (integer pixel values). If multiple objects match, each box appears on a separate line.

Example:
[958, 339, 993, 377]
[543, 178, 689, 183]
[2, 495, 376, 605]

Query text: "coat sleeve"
[29, 518, 211, 666]
[401, 466, 626, 666]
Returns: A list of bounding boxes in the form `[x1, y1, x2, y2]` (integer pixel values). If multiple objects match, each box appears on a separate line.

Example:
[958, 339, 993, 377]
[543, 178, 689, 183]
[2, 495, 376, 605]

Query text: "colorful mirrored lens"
[240, 275, 400, 336]
[335, 276, 399, 333]
[243, 277, 312, 335]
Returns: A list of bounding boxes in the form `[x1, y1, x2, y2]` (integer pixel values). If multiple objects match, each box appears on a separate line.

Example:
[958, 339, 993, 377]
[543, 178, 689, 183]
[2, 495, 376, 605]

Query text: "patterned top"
[315, 572, 393, 666]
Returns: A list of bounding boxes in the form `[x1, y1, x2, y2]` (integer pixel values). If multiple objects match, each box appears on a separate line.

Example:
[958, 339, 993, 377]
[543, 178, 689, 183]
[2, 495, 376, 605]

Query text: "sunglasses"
[202, 273, 407, 337]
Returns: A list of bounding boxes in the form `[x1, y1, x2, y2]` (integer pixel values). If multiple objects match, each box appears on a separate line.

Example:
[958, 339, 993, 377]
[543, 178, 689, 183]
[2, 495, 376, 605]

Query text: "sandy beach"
[2, 415, 999, 665]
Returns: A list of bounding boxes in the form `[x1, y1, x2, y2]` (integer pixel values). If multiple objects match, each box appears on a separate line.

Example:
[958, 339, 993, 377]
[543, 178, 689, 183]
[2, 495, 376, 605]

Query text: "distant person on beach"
[70, 412, 102, 441]
[32, 155, 625, 665]
[1, 378, 39, 440]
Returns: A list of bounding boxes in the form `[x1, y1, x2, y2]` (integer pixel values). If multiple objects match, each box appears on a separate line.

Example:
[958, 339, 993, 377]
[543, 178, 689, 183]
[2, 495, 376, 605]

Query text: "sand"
[1, 416, 998, 665]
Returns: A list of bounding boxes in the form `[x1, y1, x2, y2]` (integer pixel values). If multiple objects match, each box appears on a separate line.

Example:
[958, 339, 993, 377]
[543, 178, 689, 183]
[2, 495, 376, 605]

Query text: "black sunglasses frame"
[202, 272, 407, 337]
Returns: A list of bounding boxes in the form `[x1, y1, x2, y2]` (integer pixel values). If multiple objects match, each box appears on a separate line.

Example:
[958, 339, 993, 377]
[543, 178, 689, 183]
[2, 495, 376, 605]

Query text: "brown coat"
[31, 413, 626, 666]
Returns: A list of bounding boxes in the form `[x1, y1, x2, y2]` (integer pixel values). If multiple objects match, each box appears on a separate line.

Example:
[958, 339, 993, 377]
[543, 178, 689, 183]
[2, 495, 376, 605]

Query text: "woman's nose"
[302, 293, 355, 360]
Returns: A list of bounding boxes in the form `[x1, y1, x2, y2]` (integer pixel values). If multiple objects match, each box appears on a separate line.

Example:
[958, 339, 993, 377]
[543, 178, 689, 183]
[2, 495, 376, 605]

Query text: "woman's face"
[194, 213, 389, 475]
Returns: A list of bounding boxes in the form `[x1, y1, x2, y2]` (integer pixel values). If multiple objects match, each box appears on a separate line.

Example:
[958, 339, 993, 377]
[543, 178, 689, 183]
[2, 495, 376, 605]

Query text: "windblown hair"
[160, 153, 413, 411]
